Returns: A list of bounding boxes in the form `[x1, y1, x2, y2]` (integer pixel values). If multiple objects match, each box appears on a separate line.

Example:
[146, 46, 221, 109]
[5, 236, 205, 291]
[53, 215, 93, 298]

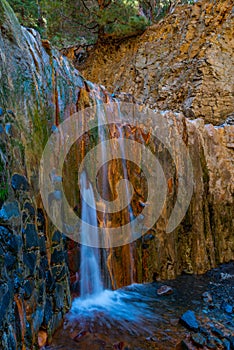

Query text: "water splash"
[67, 283, 160, 336]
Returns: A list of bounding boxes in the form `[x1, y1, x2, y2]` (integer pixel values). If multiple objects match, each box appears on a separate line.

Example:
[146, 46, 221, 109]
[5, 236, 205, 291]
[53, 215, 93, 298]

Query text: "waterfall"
[79, 170, 103, 298]
[79, 98, 136, 296]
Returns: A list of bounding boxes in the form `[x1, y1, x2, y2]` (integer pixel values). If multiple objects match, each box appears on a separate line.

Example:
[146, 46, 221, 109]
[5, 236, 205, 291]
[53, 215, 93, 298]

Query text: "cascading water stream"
[96, 97, 136, 285]
[79, 170, 103, 298]
[67, 98, 156, 338]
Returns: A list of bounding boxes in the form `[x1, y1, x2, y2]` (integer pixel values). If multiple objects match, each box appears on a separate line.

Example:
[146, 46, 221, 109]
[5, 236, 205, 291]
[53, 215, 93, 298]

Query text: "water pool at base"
[46, 262, 234, 350]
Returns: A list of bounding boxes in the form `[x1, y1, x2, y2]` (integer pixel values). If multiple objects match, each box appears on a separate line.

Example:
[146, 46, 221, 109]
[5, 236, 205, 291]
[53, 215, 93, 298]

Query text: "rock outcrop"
[78, 0, 234, 125]
[99, 111, 234, 285]
[0, 0, 87, 347]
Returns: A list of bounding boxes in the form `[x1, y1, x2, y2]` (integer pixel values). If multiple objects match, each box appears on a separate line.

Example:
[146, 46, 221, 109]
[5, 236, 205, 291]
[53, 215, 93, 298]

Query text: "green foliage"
[0, 157, 8, 203]
[8, 0, 39, 28]
[41, 0, 149, 46]
[7, 0, 194, 46]
[140, 0, 195, 22]
[96, 0, 149, 37]
[0, 185, 8, 202]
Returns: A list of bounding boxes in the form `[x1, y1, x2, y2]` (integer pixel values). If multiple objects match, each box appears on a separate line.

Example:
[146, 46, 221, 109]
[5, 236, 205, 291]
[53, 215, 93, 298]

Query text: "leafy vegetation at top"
[7, 0, 194, 47]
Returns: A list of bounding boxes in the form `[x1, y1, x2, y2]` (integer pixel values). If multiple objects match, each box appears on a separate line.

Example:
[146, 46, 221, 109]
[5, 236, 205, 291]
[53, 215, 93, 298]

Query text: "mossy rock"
[0, 0, 22, 44]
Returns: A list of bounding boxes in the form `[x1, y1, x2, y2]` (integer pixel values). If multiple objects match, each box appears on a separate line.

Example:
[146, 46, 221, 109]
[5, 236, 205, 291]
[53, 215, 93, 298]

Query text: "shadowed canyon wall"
[0, 0, 233, 348]
[0, 0, 95, 347]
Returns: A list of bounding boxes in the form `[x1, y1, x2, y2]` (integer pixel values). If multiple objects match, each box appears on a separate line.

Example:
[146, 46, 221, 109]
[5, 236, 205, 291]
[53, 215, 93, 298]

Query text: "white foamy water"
[79, 171, 103, 298]
[67, 284, 160, 336]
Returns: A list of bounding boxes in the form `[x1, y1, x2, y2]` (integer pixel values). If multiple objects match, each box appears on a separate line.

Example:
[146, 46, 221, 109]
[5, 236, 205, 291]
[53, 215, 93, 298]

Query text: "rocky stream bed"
[46, 262, 234, 350]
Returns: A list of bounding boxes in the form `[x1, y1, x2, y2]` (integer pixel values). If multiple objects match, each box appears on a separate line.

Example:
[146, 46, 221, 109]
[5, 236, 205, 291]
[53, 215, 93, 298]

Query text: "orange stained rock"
[168, 178, 173, 194]
[14, 295, 26, 350]
[38, 330, 48, 348]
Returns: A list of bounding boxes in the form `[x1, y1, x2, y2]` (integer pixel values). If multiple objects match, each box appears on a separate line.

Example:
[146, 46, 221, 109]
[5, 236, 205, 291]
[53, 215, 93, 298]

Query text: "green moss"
[29, 109, 50, 157]
[0, 185, 8, 202]
[0, 0, 23, 44]
[0, 156, 8, 203]
[10, 138, 25, 162]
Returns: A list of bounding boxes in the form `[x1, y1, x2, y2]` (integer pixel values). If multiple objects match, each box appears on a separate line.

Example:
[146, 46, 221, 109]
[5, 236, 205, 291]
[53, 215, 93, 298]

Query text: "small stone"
[228, 336, 234, 350]
[191, 333, 206, 347]
[169, 318, 178, 326]
[23, 202, 35, 219]
[200, 327, 210, 336]
[143, 233, 154, 241]
[113, 342, 124, 350]
[23, 252, 37, 275]
[223, 339, 231, 350]
[151, 337, 158, 342]
[6, 109, 15, 116]
[11, 174, 29, 191]
[4, 253, 16, 269]
[215, 337, 224, 346]
[54, 283, 64, 311]
[51, 265, 66, 282]
[0, 283, 12, 327]
[0, 201, 20, 221]
[45, 271, 55, 292]
[44, 298, 53, 326]
[51, 125, 58, 133]
[225, 304, 233, 314]
[73, 331, 87, 342]
[211, 327, 224, 338]
[207, 342, 216, 349]
[146, 336, 158, 342]
[180, 310, 199, 331]
[39, 256, 48, 275]
[157, 285, 173, 296]
[52, 230, 62, 246]
[23, 280, 34, 299]
[142, 243, 149, 249]
[24, 224, 39, 249]
[202, 291, 212, 303]
[51, 249, 64, 265]
[202, 309, 209, 314]
[208, 336, 223, 346]
[39, 235, 46, 255]
[0, 226, 22, 253]
[5, 123, 12, 135]
[176, 340, 193, 350]
[221, 302, 233, 314]
[37, 209, 45, 230]
[14, 274, 24, 289]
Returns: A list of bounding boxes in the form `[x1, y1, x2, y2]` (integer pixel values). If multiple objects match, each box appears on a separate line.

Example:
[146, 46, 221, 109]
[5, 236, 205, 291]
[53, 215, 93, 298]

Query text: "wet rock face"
[105, 115, 234, 286]
[79, 0, 234, 125]
[0, 0, 111, 346]
[0, 0, 83, 347]
[0, 109, 71, 349]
